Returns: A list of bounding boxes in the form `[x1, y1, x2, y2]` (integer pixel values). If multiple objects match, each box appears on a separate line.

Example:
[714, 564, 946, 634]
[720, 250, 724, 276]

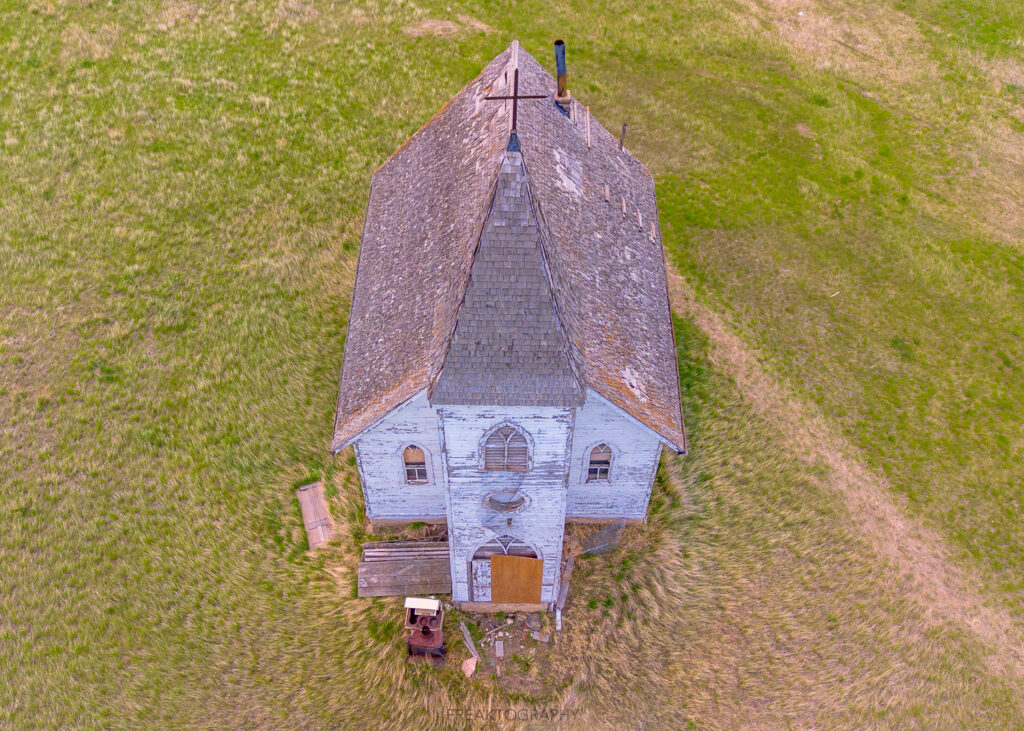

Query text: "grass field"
[3, 0, 1024, 727]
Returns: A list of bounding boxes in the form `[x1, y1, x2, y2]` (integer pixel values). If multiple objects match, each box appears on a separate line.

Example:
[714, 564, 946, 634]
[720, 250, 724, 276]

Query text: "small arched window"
[484, 426, 529, 471]
[587, 444, 612, 482]
[403, 445, 429, 484]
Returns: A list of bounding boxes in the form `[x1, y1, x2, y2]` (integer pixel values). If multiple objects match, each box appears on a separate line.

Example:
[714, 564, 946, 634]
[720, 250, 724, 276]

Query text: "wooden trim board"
[458, 602, 551, 613]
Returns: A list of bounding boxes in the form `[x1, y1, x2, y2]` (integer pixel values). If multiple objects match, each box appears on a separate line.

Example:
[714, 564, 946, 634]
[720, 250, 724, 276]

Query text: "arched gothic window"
[472, 535, 538, 559]
[403, 445, 429, 483]
[587, 444, 612, 482]
[483, 426, 529, 471]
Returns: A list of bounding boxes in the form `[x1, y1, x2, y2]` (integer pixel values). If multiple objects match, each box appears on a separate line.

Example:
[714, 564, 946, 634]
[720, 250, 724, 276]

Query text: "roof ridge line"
[517, 146, 589, 397]
[425, 151, 505, 398]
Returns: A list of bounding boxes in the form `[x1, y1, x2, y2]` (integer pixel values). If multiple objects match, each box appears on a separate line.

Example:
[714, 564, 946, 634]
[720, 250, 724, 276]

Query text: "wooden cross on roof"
[484, 68, 547, 134]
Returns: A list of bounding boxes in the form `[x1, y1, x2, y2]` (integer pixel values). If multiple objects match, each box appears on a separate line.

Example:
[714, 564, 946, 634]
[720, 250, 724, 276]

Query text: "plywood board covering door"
[489, 555, 543, 604]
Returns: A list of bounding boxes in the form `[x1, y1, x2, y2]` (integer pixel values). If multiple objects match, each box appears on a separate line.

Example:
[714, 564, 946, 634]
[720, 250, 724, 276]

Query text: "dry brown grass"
[267, 0, 318, 32]
[59, 23, 119, 63]
[666, 267, 1024, 685]
[6, 0, 1024, 725]
[456, 14, 494, 35]
[752, 0, 941, 89]
[157, 1, 203, 30]
[402, 19, 461, 38]
[402, 15, 493, 38]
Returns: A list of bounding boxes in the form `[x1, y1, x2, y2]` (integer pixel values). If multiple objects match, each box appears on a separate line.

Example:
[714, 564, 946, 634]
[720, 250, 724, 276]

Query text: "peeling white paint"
[351, 391, 666, 602]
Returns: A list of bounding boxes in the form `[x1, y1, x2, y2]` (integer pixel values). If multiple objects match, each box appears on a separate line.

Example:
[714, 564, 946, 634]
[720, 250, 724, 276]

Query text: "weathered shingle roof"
[431, 137, 585, 406]
[333, 42, 686, 452]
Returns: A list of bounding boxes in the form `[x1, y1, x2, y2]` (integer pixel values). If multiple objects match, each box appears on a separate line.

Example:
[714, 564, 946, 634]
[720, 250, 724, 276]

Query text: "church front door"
[489, 554, 543, 604]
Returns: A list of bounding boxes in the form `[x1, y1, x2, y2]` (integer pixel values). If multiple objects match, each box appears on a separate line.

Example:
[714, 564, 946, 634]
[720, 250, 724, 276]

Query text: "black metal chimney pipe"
[554, 40, 568, 100]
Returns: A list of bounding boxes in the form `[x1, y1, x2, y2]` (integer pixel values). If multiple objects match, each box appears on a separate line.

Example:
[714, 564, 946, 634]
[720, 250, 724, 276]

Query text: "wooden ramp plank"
[296, 481, 333, 550]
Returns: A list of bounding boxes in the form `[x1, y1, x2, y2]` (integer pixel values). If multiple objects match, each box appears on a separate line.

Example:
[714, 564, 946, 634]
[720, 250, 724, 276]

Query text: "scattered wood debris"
[459, 620, 481, 661]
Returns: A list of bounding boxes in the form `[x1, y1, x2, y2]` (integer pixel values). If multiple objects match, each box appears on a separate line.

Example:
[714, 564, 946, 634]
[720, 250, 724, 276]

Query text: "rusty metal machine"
[404, 597, 445, 661]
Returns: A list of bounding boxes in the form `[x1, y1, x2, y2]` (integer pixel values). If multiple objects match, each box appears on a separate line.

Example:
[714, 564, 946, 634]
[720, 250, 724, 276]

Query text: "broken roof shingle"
[332, 42, 686, 452]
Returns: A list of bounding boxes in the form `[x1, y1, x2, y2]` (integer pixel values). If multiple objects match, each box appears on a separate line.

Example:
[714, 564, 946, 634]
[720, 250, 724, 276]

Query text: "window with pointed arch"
[473, 535, 538, 559]
[483, 425, 529, 472]
[403, 445, 429, 484]
[587, 444, 612, 482]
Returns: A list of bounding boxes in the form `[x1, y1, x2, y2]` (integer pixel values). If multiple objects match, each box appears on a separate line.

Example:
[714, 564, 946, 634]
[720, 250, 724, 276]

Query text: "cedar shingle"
[332, 43, 686, 452]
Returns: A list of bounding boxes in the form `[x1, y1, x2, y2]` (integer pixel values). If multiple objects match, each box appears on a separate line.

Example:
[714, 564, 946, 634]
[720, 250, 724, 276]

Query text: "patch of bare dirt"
[402, 19, 460, 38]
[747, 0, 940, 88]
[666, 267, 1024, 682]
[456, 14, 493, 34]
[402, 16, 492, 38]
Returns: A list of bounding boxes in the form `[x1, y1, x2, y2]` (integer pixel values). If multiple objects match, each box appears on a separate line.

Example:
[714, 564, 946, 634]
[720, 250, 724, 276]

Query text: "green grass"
[2, 0, 1024, 726]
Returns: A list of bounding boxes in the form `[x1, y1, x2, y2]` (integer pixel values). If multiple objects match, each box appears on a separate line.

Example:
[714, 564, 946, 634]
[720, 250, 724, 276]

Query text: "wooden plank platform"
[296, 481, 333, 549]
[356, 541, 451, 597]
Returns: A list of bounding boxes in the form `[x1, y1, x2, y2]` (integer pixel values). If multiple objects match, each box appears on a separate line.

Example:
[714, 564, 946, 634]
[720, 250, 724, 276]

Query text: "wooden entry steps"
[357, 540, 452, 598]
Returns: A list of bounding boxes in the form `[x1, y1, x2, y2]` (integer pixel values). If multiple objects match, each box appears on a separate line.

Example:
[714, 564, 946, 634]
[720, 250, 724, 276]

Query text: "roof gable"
[431, 139, 585, 407]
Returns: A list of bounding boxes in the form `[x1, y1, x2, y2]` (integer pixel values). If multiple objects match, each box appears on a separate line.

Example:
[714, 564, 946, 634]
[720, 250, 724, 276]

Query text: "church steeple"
[430, 144, 583, 407]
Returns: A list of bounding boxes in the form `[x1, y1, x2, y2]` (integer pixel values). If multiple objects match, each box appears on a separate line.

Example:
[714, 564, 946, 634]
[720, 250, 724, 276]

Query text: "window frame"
[584, 442, 614, 483]
[479, 422, 533, 472]
[400, 444, 431, 485]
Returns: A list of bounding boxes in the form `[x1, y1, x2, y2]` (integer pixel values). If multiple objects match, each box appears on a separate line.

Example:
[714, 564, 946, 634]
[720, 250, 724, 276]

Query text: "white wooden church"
[333, 41, 686, 611]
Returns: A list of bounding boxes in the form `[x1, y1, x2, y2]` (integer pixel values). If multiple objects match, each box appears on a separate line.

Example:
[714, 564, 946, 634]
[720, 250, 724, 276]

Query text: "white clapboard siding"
[349, 387, 668, 603]
[566, 389, 662, 520]
[438, 406, 571, 603]
[354, 391, 447, 521]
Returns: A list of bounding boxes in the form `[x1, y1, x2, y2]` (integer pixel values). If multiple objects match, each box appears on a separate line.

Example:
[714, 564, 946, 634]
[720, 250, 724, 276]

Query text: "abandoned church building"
[333, 41, 686, 611]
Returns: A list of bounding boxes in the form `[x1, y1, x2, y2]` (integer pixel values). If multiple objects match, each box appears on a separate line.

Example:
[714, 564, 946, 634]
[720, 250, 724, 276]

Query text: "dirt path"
[666, 269, 1024, 681]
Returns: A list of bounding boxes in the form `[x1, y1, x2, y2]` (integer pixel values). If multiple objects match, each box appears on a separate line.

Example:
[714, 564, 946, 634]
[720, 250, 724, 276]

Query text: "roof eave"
[331, 388, 427, 454]
[586, 388, 687, 455]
